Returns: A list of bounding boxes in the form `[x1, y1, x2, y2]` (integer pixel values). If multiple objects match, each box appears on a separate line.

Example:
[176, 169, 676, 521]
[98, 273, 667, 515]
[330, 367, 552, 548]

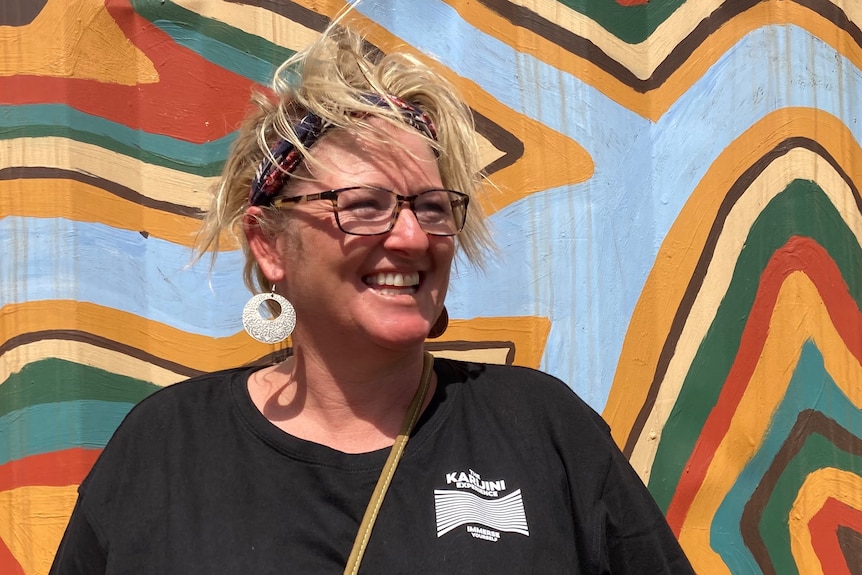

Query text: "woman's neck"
[247, 343, 434, 453]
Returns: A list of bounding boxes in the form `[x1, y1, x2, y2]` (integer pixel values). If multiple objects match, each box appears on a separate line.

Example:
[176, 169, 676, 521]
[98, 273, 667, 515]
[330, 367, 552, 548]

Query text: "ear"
[243, 207, 286, 284]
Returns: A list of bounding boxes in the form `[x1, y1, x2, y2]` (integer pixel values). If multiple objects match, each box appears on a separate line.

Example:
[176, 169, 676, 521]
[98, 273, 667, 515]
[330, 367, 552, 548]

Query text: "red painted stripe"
[0, 448, 101, 492]
[0, 0, 258, 143]
[666, 236, 862, 531]
[809, 497, 862, 575]
[0, 541, 25, 575]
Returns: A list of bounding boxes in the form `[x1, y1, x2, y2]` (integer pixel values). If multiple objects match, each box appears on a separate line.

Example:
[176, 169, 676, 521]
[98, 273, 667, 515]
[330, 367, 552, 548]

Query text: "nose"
[384, 206, 429, 253]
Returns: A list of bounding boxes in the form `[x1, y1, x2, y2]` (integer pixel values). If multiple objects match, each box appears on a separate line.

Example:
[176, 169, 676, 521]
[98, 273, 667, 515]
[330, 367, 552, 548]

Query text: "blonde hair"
[195, 24, 492, 294]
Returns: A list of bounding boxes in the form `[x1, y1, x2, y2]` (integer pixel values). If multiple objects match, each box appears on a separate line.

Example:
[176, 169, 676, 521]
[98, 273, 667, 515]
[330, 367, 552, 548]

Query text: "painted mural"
[1, 1, 860, 573]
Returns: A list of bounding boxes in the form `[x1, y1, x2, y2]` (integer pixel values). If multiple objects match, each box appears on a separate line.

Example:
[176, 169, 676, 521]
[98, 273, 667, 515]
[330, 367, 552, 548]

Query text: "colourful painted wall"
[2, 1, 860, 573]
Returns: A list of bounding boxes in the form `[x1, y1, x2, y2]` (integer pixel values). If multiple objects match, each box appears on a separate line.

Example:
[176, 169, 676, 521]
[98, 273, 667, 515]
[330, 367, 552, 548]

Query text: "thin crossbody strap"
[343, 351, 434, 575]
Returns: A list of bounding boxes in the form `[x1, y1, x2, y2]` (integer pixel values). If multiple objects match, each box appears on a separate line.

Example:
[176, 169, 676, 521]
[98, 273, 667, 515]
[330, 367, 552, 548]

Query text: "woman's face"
[259, 124, 455, 353]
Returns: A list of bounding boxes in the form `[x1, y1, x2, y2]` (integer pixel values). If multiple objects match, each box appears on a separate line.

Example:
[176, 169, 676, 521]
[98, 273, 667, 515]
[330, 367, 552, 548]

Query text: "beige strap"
[343, 351, 434, 575]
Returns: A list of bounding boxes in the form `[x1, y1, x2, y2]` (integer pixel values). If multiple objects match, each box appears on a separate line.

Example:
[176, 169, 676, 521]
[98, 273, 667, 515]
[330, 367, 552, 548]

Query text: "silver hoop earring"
[242, 290, 296, 344]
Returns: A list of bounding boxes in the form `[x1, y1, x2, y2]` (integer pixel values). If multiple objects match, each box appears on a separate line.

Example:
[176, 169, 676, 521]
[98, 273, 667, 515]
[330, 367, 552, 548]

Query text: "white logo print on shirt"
[434, 469, 529, 541]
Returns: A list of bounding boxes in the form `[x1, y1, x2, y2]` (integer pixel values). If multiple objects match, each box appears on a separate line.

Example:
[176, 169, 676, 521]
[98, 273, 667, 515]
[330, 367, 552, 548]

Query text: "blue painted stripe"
[360, 8, 862, 406]
[0, 217, 248, 337]
[0, 400, 134, 465]
[711, 341, 862, 571]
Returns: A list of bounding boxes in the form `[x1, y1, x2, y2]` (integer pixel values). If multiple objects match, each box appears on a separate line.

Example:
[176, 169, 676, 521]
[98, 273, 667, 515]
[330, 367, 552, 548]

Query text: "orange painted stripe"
[666, 237, 862, 531]
[604, 108, 862, 449]
[446, 1, 862, 120]
[0, 178, 204, 247]
[298, 0, 593, 215]
[1, 300, 273, 373]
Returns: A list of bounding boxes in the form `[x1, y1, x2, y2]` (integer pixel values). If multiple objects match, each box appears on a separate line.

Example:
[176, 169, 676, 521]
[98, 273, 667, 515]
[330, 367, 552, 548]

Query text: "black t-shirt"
[50, 359, 694, 574]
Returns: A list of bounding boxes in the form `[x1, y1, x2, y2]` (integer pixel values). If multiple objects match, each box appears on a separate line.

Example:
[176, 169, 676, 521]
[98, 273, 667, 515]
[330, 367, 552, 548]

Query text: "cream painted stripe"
[497, 1, 861, 80]
[629, 148, 862, 479]
[790, 467, 862, 575]
[0, 485, 78, 575]
[2, 137, 217, 211]
[1, 339, 187, 388]
[431, 346, 510, 365]
[505, 0, 723, 79]
[172, 0, 321, 51]
[678, 272, 862, 575]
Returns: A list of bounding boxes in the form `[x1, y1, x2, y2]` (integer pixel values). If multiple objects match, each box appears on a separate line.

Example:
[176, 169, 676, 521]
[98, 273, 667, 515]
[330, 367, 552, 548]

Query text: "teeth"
[370, 272, 419, 287]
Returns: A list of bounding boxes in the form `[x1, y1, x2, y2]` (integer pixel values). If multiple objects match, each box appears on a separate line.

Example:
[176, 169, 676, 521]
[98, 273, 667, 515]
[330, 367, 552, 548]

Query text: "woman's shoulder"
[125, 366, 253, 417]
[434, 358, 609, 432]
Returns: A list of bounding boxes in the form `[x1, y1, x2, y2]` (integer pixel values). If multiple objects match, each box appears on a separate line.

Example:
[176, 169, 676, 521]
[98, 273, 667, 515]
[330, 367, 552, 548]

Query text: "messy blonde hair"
[195, 22, 492, 294]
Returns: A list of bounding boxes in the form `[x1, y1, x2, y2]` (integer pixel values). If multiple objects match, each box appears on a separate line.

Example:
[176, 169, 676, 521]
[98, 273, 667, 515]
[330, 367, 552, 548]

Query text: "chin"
[364, 322, 432, 351]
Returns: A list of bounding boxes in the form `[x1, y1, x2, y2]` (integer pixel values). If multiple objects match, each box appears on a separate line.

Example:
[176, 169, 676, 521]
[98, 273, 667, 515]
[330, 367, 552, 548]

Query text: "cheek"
[432, 237, 456, 265]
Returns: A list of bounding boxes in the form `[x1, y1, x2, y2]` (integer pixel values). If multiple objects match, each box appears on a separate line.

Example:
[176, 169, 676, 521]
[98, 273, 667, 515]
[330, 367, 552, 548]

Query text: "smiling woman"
[49, 13, 694, 575]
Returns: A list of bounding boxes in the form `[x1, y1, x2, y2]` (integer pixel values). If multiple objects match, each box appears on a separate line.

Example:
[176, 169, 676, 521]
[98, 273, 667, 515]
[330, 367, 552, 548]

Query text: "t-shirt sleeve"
[49, 494, 107, 574]
[598, 446, 695, 574]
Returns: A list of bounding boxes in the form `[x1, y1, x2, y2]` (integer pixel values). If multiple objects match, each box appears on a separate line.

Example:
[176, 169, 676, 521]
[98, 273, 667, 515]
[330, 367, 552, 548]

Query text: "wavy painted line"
[0, 297, 551, 376]
[440, 0, 862, 119]
[604, 108, 862, 456]
[669, 234, 862, 505]
[708, 341, 861, 574]
[0, 358, 159, 419]
[0, 106, 232, 177]
[269, 0, 592, 213]
[0, 485, 77, 575]
[131, 0, 294, 84]
[0, 170, 205, 243]
[187, 0, 324, 51]
[0, 448, 100, 491]
[0, 300, 273, 373]
[0, 217, 250, 337]
[0, 400, 133, 465]
[656, 186, 862, 515]
[791, 468, 862, 575]
[748, 413, 862, 575]
[812, 500, 860, 575]
[0, 0, 258, 143]
[0, 337, 193, 389]
[625, 145, 862, 479]
[675, 266, 862, 573]
[812, 499, 861, 575]
[0, 138, 218, 213]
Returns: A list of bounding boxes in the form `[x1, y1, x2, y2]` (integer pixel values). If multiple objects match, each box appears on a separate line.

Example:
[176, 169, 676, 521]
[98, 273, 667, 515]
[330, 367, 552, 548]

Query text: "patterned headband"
[248, 94, 438, 207]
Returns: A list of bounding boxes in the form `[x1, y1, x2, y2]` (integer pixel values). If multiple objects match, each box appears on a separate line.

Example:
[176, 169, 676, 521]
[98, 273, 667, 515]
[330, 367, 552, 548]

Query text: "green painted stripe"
[0, 400, 134, 465]
[648, 180, 862, 510]
[0, 358, 159, 419]
[760, 432, 862, 575]
[0, 105, 231, 176]
[555, 0, 687, 44]
[131, 0, 295, 84]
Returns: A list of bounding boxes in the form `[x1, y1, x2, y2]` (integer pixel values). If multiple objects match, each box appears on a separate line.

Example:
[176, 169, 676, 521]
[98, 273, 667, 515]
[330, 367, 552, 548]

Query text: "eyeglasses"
[272, 186, 469, 236]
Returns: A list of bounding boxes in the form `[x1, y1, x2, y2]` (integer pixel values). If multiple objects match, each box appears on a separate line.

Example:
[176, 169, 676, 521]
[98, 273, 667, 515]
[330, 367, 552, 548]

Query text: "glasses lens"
[413, 190, 466, 236]
[335, 187, 396, 235]
[333, 187, 468, 236]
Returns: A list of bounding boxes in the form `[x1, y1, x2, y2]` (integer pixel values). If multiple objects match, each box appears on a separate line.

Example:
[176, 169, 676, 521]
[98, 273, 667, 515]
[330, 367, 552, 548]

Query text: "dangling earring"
[427, 306, 448, 339]
[242, 287, 296, 344]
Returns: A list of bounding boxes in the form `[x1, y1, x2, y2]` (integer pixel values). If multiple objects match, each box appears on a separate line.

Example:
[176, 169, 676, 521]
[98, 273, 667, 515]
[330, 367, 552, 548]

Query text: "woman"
[51, 24, 694, 574]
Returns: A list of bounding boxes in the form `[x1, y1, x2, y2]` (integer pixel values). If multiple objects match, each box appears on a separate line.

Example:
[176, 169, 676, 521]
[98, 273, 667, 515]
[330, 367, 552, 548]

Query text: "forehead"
[298, 122, 442, 190]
